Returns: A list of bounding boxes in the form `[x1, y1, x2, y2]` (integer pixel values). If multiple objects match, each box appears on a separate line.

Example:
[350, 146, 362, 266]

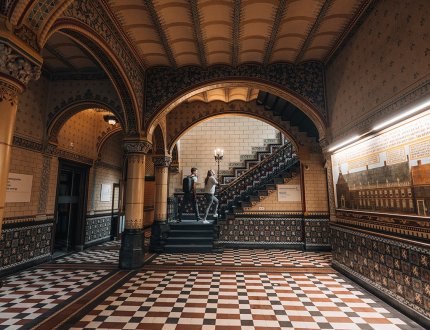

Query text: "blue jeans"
[204, 194, 219, 220]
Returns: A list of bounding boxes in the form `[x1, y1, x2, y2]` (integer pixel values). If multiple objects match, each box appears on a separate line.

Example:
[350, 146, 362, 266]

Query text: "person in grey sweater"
[203, 170, 219, 223]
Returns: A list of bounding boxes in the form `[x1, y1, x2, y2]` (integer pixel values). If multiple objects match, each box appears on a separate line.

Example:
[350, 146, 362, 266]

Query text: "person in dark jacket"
[178, 167, 202, 222]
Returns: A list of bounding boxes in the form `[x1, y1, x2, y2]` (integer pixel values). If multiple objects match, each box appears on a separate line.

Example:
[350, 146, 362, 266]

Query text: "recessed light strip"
[328, 135, 361, 152]
[372, 99, 430, 131]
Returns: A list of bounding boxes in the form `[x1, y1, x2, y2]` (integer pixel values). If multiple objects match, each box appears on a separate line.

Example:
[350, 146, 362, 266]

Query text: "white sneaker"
[213, 214, 218, 218]
[202, 220, 210, 224]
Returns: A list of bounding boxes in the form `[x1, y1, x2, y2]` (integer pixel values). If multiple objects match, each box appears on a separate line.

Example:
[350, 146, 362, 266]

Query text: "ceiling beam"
[44, 45, 78, 71]
[231, 0, 241, 67]
[144, 0, 177, 68]
[189, 0, 207, 67]
[263, 0, 287, 66]
[203, 91, 209, 103]
[294, 0, 333, 63]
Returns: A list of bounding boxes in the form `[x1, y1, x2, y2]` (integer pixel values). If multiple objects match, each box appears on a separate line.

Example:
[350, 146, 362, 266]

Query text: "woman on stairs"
[203, 170, 219, 224]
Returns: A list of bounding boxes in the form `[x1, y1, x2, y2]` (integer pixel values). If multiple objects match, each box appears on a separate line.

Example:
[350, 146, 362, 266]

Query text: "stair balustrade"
[218, 142, 299, 216]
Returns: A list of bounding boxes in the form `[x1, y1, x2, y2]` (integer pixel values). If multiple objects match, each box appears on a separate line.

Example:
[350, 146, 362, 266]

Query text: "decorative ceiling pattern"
[107, 0, 372, 68]
[187, 87, 259, 103]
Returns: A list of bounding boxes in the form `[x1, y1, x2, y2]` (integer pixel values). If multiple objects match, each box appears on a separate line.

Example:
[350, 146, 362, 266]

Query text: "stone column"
[150, 155, 171, 252]
[0, 79, 22, 234]
[119, 138, 151, 269]
[0, 40, 41, 235]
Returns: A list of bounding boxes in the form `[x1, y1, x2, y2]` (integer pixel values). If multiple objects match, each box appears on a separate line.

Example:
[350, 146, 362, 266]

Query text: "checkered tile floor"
[0, 268, 109, 328]
[72, 270, 421, 330]
[54, 249, 119, 264]
[151, 249, 332, 268]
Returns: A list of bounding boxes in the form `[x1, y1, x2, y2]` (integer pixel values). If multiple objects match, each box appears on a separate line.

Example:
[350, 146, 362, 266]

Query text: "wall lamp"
[103, 115, 117, 126]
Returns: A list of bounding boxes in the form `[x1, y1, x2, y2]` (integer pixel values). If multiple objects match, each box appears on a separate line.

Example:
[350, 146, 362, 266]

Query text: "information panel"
[277, 184, 301, 202]
[6, 173, 33, 203]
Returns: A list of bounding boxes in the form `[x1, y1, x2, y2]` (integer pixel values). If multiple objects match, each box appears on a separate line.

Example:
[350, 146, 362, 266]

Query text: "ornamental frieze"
[123, 140, 151, 155]
[145, 62, 326, 123]
[152, 156, 172, 167]
[0, 43, 41, 85]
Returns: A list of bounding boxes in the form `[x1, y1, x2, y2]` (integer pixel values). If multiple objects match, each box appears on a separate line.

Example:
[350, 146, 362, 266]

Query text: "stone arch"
[45, 20, 141, 134]
[96, 126, 123, 159]
[47, 94, 124, 143]
[146, 79, 327, 143]
[152, 125, 166, 155]
[164, 100, 323, 153]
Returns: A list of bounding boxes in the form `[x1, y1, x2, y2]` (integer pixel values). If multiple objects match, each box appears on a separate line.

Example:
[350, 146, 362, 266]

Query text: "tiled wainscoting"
[0, 220, 54, 276]
[304, 215, 330, 250]
[331, 224, 430, 328]
[84, 213, 115, 247]
[218, 213, 330, 250]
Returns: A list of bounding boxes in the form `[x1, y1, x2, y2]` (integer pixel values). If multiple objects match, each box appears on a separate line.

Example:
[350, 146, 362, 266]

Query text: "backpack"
[182, 176, 194, 193]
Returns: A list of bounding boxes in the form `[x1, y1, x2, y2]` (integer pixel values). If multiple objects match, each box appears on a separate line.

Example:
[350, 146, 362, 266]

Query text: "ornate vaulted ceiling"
[107, 0, 372, 68]
[187, 87, 259, 103]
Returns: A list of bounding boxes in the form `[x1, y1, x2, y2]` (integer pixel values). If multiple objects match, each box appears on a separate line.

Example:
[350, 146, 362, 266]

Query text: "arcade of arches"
[0, 0, 429, 328]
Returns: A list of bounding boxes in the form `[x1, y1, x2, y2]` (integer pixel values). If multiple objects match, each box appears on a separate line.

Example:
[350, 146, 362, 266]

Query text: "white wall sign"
[277, 184, 301, 202]
[100, 183, 112, 202]
[6, 173, 33, 203]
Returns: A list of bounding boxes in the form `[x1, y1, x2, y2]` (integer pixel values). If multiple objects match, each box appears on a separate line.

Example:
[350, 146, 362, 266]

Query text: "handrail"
[219, 142, 295, 194]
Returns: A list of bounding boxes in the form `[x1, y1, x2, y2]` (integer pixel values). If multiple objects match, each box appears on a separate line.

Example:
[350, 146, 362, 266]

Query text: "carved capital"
[0, 79, 20, 106]
[123, 139, 152, 155]
[152, 155, 172, 167]
[0, 42, 41, 86]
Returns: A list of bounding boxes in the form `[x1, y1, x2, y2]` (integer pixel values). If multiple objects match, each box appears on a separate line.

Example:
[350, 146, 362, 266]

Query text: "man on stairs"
[178, 167, 202, 222]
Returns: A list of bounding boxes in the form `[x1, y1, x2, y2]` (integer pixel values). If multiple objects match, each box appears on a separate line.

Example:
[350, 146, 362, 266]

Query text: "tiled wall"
[175, 116, 278, 190]
[2, 78, 124, 274]
[326, 0, 430, 140]
[219, 215, 304, 248]
[4, 148, 45, 218]
[58, 109, 112, 160]
[246, 176, 302, 212]
[85, 215, 112, 245]
[15, 77, 50, 141]
[302, 151, 329, 212]
[0, 221, 53, 276]
[332, 225, 430, 323]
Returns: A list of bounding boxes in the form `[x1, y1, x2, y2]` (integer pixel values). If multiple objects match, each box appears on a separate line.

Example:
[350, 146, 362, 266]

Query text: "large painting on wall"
[331, 111, 430, 217]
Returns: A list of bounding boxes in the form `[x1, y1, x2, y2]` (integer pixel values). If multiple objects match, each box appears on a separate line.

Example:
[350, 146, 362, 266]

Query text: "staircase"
[256, 91, 319, 140]
[218, 142, 300, 217]
[219, 133, 285, 185]
[164, 220, 216, 252]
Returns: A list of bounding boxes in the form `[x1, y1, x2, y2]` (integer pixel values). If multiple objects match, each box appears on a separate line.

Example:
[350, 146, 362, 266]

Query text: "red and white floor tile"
[0, 243, 424, 329]
[71, 270, 421, 330]
[151, 249, 332, 268]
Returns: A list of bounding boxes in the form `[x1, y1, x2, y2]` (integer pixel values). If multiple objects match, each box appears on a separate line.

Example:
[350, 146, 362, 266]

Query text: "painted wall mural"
[331, 111, 430, 217]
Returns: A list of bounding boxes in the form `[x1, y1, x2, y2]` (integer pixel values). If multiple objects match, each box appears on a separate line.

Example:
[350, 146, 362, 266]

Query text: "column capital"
[0, 79, 20, 106]
[123, 138, 152, 155]
[0, 41, 41, 88]
[152, 155, 172, 167]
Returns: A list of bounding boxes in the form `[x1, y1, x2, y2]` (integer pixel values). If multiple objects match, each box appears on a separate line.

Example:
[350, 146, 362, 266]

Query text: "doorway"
[54, 161, 89, 253]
